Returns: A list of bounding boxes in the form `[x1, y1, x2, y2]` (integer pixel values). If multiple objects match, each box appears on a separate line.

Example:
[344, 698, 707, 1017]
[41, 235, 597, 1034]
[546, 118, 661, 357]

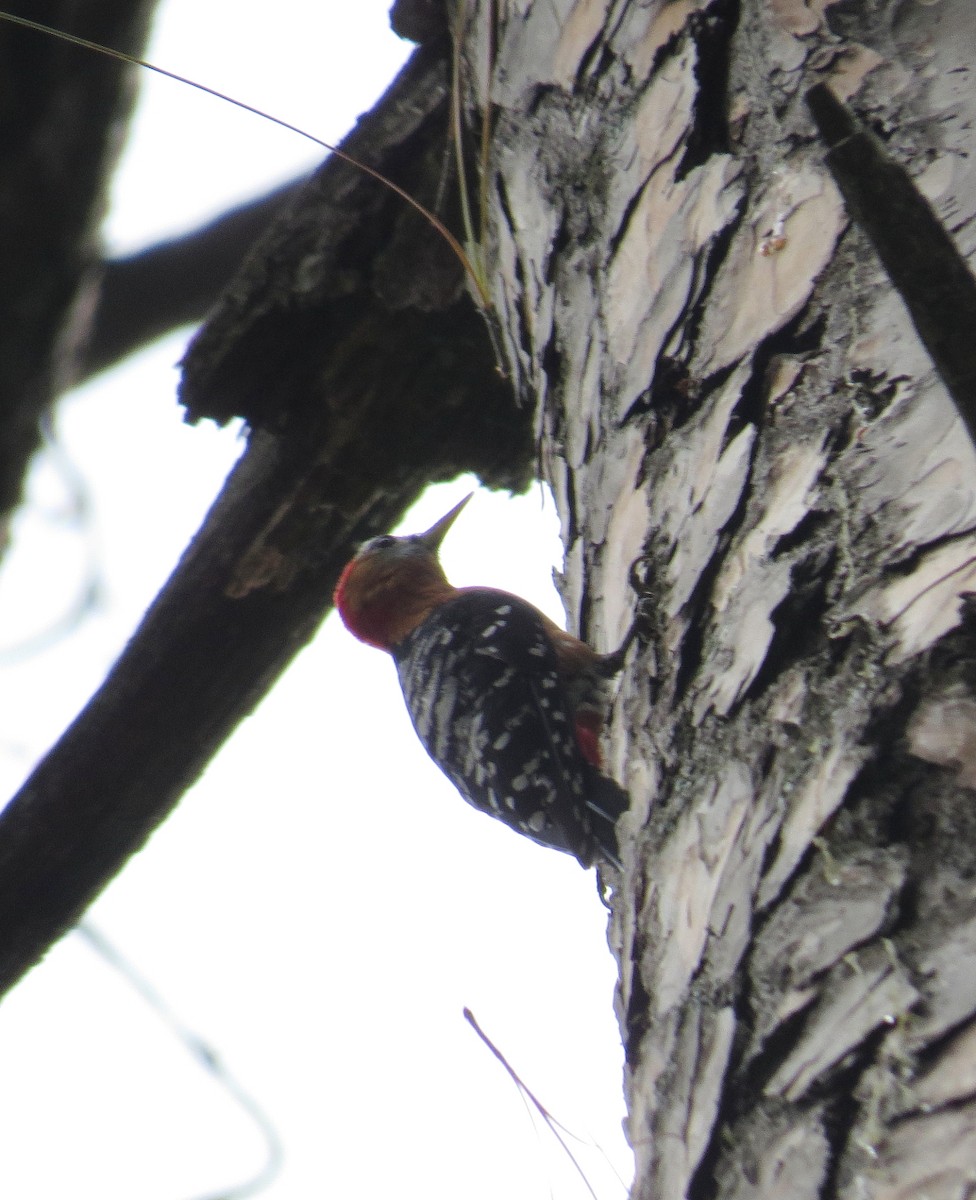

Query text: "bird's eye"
[364, 534, 397, 553]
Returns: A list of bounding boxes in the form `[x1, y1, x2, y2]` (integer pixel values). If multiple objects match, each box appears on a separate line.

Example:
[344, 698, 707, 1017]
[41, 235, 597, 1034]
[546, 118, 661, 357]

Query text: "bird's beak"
[419, 492, 473, 550]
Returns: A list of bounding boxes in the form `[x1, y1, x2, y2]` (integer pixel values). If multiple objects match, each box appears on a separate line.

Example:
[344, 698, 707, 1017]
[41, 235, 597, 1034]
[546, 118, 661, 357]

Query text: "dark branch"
[0, 38, 532, 998]
[0, 430, 369, 996]
[807, 83, 976, 446]
[81, 179, 307, 379]
[0, 0, 160, 521]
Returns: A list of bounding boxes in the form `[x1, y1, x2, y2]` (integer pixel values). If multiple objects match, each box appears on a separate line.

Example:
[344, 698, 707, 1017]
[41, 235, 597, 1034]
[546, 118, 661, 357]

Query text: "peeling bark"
[460, 0, 976, 1195]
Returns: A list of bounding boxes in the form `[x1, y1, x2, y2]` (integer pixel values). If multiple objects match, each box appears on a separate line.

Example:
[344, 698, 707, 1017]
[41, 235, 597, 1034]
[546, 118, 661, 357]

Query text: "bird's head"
[333, 494, 471, 650]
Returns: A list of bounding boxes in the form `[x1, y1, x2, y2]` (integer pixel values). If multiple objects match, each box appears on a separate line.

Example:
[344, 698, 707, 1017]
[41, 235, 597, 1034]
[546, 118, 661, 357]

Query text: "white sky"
[0, 4, 634, 1198]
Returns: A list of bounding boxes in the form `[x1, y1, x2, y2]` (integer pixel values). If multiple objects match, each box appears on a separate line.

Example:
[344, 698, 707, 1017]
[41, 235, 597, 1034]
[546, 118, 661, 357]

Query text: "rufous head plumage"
[333, 494, 472, 650]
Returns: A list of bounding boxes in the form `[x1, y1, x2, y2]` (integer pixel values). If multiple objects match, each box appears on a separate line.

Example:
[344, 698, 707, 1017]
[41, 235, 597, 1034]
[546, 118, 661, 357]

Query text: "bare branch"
[0, 0, 159, 521]
[82, 179, 306, 378]
[0, 38, 531, 999]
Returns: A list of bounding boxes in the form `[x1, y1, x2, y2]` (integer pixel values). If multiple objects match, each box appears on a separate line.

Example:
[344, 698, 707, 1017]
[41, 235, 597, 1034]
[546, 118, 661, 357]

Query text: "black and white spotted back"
[394, 588, 620, 865]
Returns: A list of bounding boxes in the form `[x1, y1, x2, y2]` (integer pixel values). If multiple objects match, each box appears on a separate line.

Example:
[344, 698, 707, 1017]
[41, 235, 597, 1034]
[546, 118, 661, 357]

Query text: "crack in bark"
[676, 0, 741, 181]
[671, 425, 759, 705]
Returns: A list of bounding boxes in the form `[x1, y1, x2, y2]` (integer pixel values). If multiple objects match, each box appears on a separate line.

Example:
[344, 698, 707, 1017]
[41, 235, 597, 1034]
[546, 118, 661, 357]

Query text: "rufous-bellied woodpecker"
[333, 495, 629, 868]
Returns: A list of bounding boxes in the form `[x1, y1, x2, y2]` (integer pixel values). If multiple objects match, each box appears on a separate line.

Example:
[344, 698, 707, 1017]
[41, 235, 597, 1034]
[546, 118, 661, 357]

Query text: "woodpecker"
[333, 495, 629, 868]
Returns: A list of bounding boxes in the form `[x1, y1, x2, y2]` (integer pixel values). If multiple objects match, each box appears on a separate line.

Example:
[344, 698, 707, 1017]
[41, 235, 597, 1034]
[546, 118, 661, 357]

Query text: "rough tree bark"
[462, 0, 976, 1196]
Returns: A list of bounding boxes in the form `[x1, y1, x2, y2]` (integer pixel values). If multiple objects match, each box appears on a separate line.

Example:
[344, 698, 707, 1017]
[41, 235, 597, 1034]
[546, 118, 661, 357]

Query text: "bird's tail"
[584, 771, 630, 869]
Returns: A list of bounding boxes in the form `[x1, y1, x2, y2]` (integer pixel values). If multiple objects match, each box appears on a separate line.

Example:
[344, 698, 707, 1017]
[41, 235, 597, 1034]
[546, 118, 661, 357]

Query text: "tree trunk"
[466, 0, 976, 1195]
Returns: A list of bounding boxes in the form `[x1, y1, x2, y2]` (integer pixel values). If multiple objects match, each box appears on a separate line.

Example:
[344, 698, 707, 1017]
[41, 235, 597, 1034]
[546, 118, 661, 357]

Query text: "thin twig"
[463, 1007, 601, 1200]
[78, 923, 284, 1200]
